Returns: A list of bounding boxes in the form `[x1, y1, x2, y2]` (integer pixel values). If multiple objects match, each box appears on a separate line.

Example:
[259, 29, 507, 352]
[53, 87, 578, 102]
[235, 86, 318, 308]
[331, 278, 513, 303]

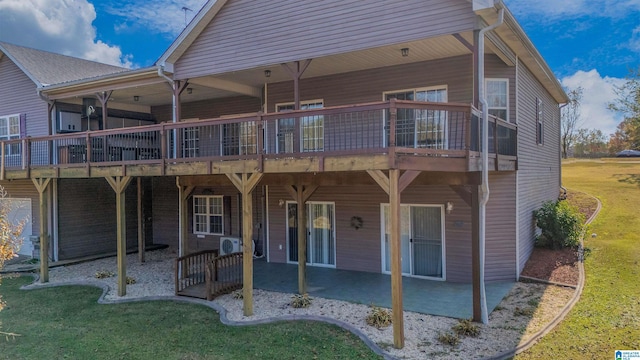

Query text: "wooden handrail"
[205, 252, 243, 301]
[174, 249, 219, 296]
[1, 100, 518, 174]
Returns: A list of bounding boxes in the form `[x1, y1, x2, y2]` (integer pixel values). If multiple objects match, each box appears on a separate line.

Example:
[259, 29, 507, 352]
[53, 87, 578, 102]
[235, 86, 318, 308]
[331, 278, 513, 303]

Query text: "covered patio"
[253, 259, 514, 319]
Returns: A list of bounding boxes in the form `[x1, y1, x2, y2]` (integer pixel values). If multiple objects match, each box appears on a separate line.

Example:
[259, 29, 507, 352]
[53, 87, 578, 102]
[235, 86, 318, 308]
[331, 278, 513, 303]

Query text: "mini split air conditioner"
[219, 237, 241, 255]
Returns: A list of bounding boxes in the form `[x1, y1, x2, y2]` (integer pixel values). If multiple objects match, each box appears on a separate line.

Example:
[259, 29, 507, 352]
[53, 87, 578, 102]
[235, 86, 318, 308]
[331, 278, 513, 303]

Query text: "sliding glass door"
[287, 202, 336, 267]
[382, 204, 444, 279]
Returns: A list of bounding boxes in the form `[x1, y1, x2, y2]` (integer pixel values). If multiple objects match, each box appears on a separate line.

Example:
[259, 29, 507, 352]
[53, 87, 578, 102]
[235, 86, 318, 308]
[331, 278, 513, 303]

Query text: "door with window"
[276, 101, 324, 153]
[384, 87, 448, 149]
[382, 204, 444, 279]
[286, 202, 336, 267]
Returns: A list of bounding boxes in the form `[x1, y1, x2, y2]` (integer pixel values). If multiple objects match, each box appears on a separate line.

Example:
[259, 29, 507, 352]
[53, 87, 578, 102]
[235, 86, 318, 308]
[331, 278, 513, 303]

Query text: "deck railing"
[0, 100, 517, 173]
[174, 249, 219, 296]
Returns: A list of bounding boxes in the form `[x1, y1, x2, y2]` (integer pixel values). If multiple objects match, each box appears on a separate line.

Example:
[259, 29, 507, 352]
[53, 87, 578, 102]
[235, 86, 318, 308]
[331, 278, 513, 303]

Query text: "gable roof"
[156, 0, 228, 68]
[0, 41, 127, 87]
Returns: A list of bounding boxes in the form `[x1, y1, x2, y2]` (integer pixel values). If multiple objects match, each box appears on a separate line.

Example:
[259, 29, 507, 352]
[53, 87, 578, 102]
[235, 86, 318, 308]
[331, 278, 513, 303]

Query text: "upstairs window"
[536, 97, 544, 145]
[0, 114, 21, 155]
[486, 79, 508, 121]
[276, 100, 324, 153]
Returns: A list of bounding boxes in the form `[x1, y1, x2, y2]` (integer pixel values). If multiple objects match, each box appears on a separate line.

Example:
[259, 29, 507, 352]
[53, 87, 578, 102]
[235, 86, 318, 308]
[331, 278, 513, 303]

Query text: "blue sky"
[1, 0, 639, 135]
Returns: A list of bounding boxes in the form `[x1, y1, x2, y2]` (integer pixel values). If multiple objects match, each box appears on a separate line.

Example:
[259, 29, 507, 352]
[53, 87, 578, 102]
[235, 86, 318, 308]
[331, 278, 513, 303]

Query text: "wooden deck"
[1, 100, 517, 180]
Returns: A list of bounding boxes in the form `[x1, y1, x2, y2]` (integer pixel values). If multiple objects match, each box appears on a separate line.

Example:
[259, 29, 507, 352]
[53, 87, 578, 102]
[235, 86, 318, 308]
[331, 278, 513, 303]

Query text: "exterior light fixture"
[187, 87, 193, 94]
[264, 69, 271, 78]
[401, 48, 409, 57]
[133, 95, 139, 102]
[446, 201, 454, 214]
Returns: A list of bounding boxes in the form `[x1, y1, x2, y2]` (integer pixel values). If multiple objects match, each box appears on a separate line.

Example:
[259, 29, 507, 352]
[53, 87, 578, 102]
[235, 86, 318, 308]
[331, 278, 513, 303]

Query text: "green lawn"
[518, 161, 640, 359]
[0, 276, 380, 360]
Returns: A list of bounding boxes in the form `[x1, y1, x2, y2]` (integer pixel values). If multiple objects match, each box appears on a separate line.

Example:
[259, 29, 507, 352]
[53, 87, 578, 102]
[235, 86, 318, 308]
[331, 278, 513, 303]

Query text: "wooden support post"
[96, 91, 113, 131]
[1, 143, 5, 181]
[226, 172, 263, 316]
[106, 176, 132, 296]
[137, 177, 145, 263]
[176, 177, 195, 257]
[471, 185, 482, 322]
[389, 169, 404, 349]
[367, 169, 414, 349]
[283, 183, 318, 295]
[32, 178, 51, 283]
[296, 185, 307, 294]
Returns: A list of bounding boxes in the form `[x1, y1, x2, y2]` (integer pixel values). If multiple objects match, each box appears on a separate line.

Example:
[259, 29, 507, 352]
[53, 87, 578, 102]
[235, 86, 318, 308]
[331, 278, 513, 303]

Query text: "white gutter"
[478, 5, 504, 325]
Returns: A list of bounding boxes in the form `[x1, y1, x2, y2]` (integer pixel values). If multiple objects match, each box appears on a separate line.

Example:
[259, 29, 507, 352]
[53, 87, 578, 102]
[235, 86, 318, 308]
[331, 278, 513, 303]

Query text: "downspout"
[559, 103, 569, 199]
[478, 5, 504, 324]
[158, 65, 178, 159]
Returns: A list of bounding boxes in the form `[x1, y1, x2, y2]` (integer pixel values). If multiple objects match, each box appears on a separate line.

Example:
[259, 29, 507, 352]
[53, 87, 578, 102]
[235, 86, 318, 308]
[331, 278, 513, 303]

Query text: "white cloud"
[561, 70, 626, 136]
[0, 0, 132, 68]
[630, 26, 640, 52]
[102, 0, 208, 38]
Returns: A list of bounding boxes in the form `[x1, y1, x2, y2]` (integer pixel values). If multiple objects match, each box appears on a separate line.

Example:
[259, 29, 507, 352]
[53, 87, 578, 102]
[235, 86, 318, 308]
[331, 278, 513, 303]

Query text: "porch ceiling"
[214, 33, 477, 87]
[46, 32, 493, 109]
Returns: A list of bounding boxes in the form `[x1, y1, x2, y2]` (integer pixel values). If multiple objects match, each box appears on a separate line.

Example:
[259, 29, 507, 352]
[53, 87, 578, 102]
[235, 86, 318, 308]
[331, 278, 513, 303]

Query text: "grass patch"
[0, 277, 380, 360]
[517, 161, 640, 358]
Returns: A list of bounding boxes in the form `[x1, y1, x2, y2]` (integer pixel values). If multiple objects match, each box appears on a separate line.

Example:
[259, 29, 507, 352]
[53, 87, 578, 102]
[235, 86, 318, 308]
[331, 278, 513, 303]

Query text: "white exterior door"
[381, 204, 445, 279]
[1, 198, 32, 256]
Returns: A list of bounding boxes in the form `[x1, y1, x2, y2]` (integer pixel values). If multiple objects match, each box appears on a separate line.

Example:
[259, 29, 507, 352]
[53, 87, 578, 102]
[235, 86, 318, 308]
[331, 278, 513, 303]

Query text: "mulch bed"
[520, 191, 598, 286]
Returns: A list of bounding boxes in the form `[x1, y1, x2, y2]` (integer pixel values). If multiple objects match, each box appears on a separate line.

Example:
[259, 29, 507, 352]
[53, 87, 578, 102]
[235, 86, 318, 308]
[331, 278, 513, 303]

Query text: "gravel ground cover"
[25, 248, 575, 359]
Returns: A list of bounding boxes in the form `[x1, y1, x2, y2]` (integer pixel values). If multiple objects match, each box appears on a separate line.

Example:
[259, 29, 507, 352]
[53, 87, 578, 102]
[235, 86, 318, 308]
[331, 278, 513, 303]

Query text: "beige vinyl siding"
[266, 56, 473, 108]
[150, 177, 267, 253]
[151, 96, 262, 122]
[267, 183, 483, 282]
[175, 0, 475, 78]
[151, 177, 179, 246]
[516, 60, 561, 272]
[486, 173, 517, 281]
[485, 54, 517, 123]
[0, 57, 49, 137]
[57, 179, 139, 260]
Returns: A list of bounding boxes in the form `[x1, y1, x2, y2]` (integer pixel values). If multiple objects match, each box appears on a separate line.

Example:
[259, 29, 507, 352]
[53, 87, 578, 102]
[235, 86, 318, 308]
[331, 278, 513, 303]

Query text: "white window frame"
[485, 78, 509, 121]
[182, 127, 200, 158]
[379, 203, 446, 281]
[193, 195, 224, 235]
[382, 86, 449, 149]
[275, 100, 324, 153]
[0, 113, 21, 156]
[285, 200, 337, 268]
[220, 121, 257, 156]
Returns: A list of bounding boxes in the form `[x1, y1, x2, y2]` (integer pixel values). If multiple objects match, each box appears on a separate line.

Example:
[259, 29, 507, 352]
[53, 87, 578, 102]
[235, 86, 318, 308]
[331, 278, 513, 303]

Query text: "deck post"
[296, 185, 307, 294]
[367, 169, 420, 349]
[32, 178, 51, 283]
[106, 176, 132, 296]
[137, 177, 145, 263]
[472, 185, 482, 321]
[283, 183, 318, 295]
[226, 172, 263, 316]
[389, 169, 404, 349]
[95, 91, 113, 130]
[176, 177, 195, 257]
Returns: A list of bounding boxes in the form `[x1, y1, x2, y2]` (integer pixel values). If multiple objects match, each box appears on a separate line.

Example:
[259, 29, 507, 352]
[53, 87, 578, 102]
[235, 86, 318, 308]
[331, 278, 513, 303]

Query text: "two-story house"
[0, 0, 566, 348]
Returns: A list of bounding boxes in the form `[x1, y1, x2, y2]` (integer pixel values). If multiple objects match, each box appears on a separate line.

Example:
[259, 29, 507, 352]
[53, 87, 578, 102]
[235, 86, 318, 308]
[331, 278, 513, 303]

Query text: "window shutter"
[20, 113, 26, 138]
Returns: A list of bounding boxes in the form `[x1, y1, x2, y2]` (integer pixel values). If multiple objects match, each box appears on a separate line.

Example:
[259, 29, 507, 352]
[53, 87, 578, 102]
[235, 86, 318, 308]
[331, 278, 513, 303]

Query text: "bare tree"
[608, 67, 640, 150]
[0, 186, 27, 339]
[561, 87, 583, 159]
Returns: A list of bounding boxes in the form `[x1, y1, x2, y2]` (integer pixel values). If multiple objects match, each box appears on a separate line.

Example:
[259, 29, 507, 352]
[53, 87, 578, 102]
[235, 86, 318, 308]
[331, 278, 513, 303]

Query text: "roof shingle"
[0, 41, 127, 87]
